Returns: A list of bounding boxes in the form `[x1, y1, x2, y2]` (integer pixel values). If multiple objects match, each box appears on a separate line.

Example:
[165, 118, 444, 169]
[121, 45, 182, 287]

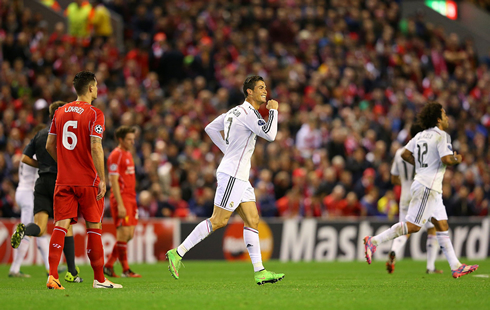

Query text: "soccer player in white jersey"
[9, 126, 50, 277]
[364, 102, 478, 278]
[386, 123, 442, 275]
[166, 75, 285, 285]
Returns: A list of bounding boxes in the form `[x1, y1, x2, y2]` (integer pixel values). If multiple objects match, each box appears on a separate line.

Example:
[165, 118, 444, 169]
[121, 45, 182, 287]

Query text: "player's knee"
[210, 217, 228, 230]
[39, 226, 47, 236]
[412, 226, 421, 233]
[406, 222, 421, 233]
[246, 215, 260, 230]
[434, 220, 449, 231]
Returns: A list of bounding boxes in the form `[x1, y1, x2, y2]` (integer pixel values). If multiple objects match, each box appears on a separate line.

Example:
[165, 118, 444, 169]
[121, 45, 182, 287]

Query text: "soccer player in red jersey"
[45, 71, 122, 289]
[103, 126, 142, 278]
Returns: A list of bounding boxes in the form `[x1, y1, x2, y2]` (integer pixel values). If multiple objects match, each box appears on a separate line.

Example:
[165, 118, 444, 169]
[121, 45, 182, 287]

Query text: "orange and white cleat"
[93, 278, 123, 288]
[122, 269, 142, 278]
[47, 275, 65, 290]
[386, 251, 396, 274]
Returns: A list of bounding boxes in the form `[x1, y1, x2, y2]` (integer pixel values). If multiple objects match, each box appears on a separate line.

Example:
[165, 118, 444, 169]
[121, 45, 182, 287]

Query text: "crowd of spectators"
[0, 0, 489, 220]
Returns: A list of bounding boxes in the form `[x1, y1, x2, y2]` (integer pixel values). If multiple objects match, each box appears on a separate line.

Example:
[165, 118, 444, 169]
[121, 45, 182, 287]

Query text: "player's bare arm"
[21, 154, 39, 168]
[401, 149, 415, 165]
[45, 134, 57, 162]
[391, 175, 401, 185]
[109, 173, 126, 218]
[91, 136, 106, 200]
[441, 151, 462, 166]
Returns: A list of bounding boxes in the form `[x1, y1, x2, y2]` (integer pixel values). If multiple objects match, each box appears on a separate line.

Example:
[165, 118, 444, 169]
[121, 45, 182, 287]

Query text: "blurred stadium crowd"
[0, 0, 489, 220]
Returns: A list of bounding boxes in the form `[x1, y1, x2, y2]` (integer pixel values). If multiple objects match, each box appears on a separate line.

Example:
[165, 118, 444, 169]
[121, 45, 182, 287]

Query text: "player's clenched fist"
[453, 151, 462, 164]
[266, 99, 278, 110]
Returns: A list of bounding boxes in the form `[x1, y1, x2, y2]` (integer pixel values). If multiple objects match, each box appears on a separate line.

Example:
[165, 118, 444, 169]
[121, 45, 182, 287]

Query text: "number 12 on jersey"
[416, 142, 428, 168]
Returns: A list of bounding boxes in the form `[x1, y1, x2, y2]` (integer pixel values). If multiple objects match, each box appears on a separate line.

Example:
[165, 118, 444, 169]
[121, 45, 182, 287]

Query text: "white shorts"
[400, 201, 434, 229]
[16, 189, 34, 224]
[214, 173, 255, 212]
[406, 181, 447, 227]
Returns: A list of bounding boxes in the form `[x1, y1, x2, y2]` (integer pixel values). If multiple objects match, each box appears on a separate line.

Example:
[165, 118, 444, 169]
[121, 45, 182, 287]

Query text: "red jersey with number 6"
[49, 101, 105, 186]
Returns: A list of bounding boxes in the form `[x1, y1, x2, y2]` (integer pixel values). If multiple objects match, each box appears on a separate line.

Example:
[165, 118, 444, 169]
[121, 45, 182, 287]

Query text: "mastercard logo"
[222, 219, 273, 261]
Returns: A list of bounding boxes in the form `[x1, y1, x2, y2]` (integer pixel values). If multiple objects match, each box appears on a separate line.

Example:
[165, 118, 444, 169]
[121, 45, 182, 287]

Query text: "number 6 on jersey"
[62, 121, 78, 150]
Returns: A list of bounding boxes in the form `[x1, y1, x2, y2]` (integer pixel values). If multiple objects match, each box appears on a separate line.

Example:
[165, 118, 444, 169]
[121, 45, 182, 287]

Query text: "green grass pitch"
[0, 259, 489, 310]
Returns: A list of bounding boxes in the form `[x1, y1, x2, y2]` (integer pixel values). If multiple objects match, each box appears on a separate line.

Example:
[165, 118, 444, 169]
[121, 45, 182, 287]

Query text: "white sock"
[390, 235, 408, 259]
[372, 222, 408, 246]
[177, 219, 213, 257]
[10, 237, 30, 274]
[436, 231, 461, 270]
[426, 234, 438, 271]
[37, 235, 50, 271]
[243, 227, 264, 272]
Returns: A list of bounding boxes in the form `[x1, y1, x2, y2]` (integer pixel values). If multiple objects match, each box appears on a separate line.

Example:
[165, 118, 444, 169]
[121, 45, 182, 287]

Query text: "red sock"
[105, 242, 119, 268]
[117, 241, 129, 272]
[49, 227, 67, 279]
[87, 228, 105, 282]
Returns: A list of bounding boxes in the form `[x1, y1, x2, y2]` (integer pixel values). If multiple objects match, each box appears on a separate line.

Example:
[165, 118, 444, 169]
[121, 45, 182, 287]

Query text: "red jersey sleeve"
[49, 112, 58, 135]
[89, 107, 105, 139]
[108, 150, 122, 175]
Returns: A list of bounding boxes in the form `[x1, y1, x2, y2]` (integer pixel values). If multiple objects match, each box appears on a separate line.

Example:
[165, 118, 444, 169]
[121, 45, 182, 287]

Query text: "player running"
[386, 123, 443, 275]
[103, 126, 141, 278]
[11, 102, 82, 283]
[364, 102, 479, 278]
[166, 75, 285, 285]
[9, 125, 46, 278]
[45, 71, 122, 289]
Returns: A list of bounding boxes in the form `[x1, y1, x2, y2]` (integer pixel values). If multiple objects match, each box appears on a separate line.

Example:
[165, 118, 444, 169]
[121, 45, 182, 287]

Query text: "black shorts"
[34, 173, 57, 217]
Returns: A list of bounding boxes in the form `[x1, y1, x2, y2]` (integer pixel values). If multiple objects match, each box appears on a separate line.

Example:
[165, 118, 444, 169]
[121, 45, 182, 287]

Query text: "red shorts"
[54, 185, 104, 224]
[110, 195, 138, 227]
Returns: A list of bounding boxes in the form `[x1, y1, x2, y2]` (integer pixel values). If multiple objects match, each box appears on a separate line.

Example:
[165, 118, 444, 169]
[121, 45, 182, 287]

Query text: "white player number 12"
[62, 121, 78, 150]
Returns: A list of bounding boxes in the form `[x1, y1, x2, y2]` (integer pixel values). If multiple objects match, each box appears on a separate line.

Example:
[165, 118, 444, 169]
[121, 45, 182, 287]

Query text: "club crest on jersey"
[257, 119, 266, 126]
[230, 201, 234, 209]
[94, 125, 103, 134]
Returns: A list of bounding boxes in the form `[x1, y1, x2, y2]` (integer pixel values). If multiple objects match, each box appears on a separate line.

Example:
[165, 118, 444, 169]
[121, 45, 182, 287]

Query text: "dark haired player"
[103, 126, 141, 278]
[364, 102, 478, 279]
[45, 71, 122, 289]
[386, 123, 443, 275]
[166, 75, 285, 285]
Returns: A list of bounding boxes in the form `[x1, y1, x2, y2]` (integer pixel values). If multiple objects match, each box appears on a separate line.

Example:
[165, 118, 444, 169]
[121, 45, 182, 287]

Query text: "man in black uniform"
[11, 101, 82, 283]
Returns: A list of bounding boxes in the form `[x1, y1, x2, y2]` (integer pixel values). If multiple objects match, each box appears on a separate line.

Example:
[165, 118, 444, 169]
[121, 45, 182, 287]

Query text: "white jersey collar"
[243, 100, 257, 110]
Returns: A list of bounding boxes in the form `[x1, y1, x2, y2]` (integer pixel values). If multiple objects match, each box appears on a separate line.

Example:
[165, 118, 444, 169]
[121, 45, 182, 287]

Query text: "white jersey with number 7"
[205, 100, 278, 181]
[405, 126, 453, 193]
